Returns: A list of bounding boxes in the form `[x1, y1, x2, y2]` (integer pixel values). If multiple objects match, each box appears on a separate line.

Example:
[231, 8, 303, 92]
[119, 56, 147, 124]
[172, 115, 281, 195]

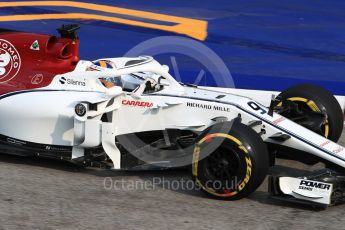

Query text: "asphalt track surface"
[0, 131, 345, 230]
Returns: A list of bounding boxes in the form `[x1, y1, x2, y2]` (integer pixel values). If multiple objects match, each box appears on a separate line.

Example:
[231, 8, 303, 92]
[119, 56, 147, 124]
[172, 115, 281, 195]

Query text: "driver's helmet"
[93, 60, 115, 69]
[99, 77, 115, 88]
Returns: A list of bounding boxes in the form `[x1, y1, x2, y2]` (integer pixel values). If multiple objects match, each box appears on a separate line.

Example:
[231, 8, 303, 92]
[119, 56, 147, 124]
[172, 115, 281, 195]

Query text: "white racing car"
[1, 25, 345, 208]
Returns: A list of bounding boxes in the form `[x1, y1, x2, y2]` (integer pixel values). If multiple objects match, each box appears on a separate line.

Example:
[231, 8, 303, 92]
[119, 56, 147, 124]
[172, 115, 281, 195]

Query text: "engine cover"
[0, 30, 79, 95]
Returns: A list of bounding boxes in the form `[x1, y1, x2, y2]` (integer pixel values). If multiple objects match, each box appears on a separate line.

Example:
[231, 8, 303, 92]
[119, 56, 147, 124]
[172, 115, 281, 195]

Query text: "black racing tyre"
[192, 121, 269, 200]
[275, 84, 343, 142]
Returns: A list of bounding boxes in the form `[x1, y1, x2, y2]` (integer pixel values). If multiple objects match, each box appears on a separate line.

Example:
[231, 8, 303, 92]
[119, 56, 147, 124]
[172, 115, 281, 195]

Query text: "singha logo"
[59, 77, 66, 84]
[0, 39, 21, 83]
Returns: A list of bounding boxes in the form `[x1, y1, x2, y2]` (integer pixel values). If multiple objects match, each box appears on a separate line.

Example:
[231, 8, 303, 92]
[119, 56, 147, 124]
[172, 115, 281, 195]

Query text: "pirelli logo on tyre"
[0, 39, 21, 83]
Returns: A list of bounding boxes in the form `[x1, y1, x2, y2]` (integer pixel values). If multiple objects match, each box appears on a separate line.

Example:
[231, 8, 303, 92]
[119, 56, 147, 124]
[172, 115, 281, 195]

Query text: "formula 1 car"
[1, 25, 345, 207]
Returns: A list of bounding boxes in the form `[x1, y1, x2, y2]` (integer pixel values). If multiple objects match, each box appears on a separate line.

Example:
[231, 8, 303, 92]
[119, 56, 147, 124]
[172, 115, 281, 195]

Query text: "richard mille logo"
[187, 102, 230, 112]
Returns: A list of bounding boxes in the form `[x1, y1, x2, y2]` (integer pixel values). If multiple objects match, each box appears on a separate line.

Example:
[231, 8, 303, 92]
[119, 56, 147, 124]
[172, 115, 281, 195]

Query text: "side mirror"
[131, 83, 146, 99]
[158, 76, 170, 86]
[131, 77, 158, 99]
[131, 86, 142, 99]
[105, 86, 122, 97]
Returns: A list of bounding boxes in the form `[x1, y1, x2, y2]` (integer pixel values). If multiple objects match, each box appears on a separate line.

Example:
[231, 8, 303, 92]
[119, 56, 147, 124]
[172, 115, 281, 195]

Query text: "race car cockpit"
[85, 57, 166, 93]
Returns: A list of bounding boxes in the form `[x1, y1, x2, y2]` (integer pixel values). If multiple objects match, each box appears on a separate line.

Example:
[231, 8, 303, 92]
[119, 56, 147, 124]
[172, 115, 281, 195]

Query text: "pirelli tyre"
[192, 121, 269, 200]
[275, 84, 343, 142]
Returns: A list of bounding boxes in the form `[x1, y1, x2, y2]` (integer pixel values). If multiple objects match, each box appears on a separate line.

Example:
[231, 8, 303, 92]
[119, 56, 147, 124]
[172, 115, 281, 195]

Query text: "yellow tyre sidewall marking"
[192, 133, 252, 197]
[277, 97, 329, 138]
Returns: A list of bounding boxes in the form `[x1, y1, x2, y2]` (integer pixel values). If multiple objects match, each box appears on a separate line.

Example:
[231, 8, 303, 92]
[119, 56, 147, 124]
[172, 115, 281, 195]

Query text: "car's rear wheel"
[274, 84, 343, 142]
[192, 121, 269, 200]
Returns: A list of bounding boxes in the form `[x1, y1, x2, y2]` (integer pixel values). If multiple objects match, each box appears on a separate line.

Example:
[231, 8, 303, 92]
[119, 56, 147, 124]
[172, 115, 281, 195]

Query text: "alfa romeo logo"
[0, 39, 21, 83]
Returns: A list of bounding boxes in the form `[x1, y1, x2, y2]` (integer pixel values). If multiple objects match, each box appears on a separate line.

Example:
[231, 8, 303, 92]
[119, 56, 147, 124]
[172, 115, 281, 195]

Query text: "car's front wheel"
[192, 121, 269, 200]
[274, 84, 343, 142]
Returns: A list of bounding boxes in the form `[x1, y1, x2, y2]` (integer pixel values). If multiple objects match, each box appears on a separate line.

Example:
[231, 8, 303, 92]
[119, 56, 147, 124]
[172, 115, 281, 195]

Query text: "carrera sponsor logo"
[272, 116, 286, 125]
[320, 141, 343, 154]
[122, 99, 153, 108]
[299, 180, 331, 191]
[332, 146, 344, 154]
[187, 102, 230, 112]
[0, 39, 21, 83]
[59, 77, 86, 86]
[320, 140, 331, 147]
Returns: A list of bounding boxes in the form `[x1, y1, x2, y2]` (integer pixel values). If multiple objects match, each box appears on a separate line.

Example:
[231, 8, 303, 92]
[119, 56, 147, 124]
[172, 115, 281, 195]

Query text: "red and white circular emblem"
[0, 39, 21, 83]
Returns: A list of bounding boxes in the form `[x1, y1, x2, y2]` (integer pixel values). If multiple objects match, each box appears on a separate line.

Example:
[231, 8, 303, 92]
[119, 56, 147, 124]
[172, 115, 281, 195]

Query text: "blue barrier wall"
[1, 0, 345, 94]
